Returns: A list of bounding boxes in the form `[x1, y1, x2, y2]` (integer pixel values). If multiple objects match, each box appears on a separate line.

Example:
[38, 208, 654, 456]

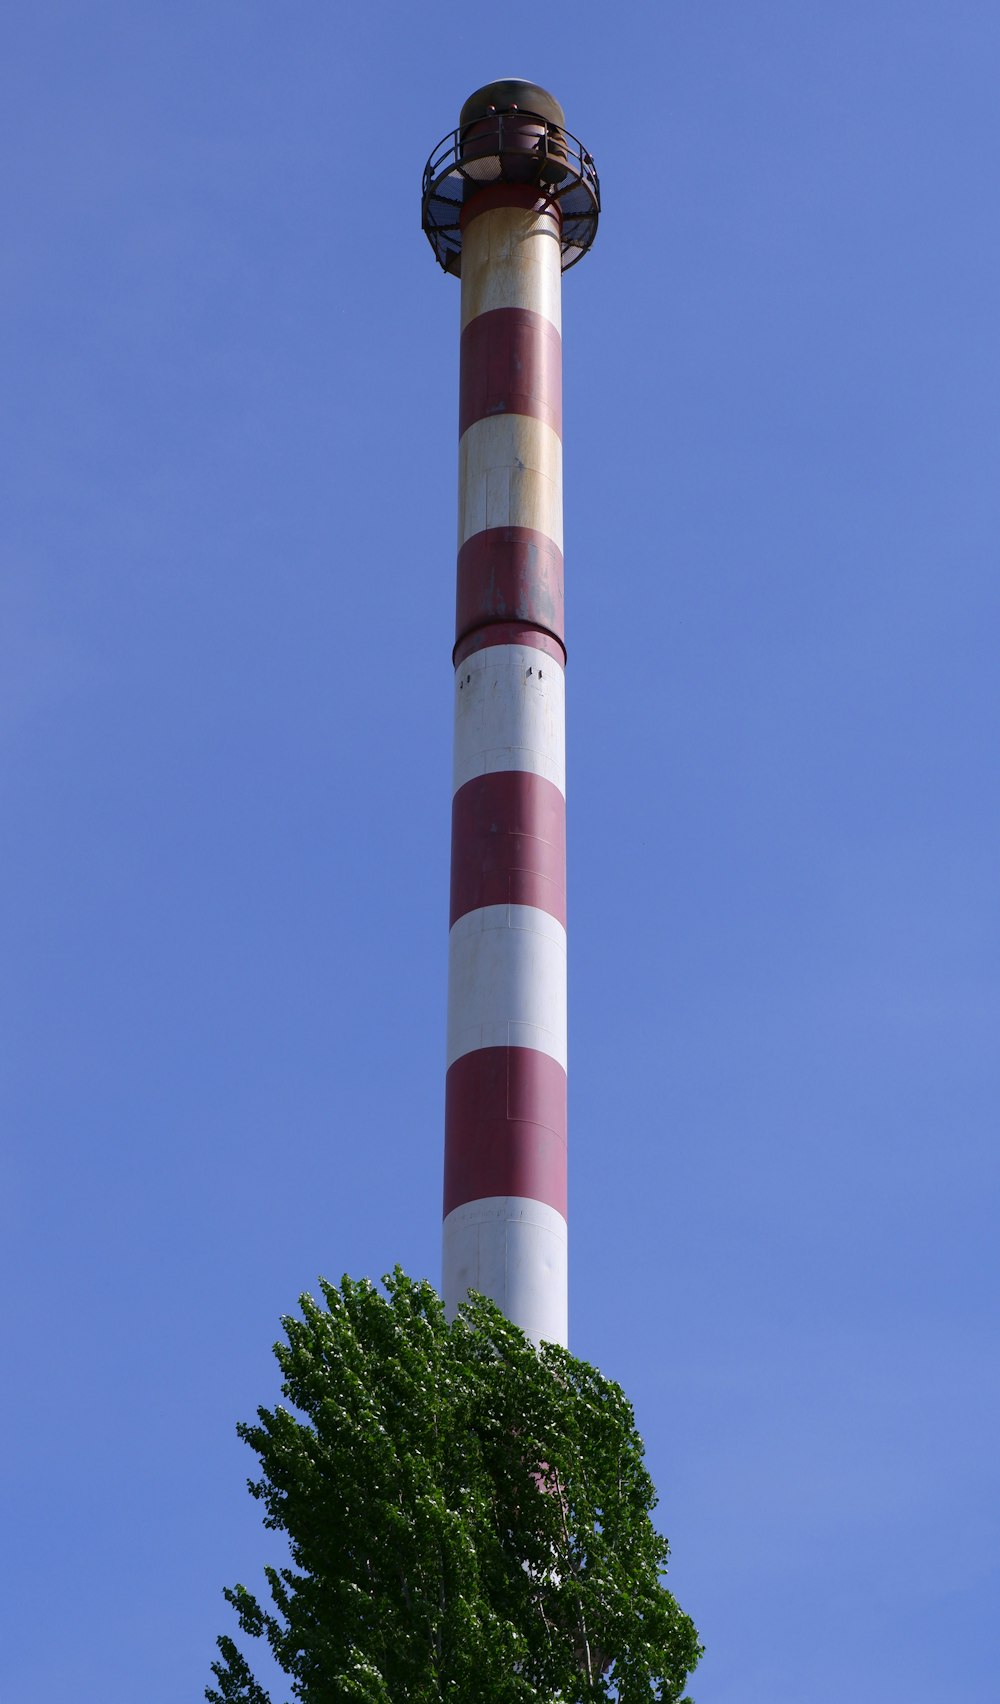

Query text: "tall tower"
[422, 82, 599, 1346]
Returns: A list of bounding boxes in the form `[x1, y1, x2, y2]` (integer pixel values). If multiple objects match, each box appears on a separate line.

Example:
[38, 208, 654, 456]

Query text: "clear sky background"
[2, 3, 997, 1700]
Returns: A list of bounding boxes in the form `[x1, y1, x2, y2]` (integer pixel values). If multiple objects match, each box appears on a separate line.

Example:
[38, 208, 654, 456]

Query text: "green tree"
[209, 1270, 701, 1703]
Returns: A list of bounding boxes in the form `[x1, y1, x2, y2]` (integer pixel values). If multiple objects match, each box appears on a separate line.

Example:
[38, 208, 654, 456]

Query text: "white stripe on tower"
[443, 180, 569, 1346]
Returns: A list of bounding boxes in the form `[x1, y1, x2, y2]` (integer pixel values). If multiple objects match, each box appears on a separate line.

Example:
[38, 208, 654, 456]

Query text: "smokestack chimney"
[422, 81, 599, 1347]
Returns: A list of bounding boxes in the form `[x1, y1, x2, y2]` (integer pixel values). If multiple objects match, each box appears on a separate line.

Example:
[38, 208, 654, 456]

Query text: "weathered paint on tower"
[422, 83, 599, 1346]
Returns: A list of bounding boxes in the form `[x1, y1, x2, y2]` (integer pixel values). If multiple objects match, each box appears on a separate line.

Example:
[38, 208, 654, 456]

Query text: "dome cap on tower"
[459, 80, 566, 130]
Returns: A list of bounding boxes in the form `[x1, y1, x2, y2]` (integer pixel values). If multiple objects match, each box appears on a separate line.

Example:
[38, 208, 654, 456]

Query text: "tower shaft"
[444, 189, 568, 1346]
[422, 83, 599, 1348]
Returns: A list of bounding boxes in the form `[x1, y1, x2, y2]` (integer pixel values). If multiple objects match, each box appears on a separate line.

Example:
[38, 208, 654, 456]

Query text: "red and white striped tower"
[422, 82, 599, 1346]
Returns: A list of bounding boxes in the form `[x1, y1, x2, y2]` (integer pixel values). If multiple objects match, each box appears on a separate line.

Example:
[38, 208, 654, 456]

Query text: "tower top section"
[459, 79, 566, 130]
[421, 79, 599, 278]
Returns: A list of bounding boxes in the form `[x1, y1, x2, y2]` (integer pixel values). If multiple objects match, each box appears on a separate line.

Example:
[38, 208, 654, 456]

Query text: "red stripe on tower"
[450, 771, 567, 929]
[455, 528, 564, 655]
[422, 81, 599, 1346]
[459, 309, 563, 437]
[444, 1045, 568, 1220]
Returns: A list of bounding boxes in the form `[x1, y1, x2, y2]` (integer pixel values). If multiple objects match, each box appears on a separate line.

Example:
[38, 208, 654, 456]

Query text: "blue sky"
[2, 3, 998, 1699]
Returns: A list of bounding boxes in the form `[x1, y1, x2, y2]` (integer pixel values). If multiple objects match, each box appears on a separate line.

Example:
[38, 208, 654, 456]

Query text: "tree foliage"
[209, 1270, 701, 1703]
